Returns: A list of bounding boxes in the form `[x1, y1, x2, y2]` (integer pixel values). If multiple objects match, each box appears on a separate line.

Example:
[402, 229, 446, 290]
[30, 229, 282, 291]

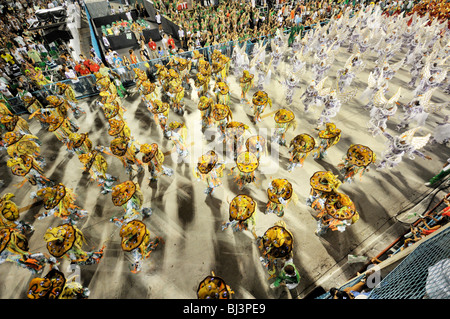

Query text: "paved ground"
[1, 14, 449, 300]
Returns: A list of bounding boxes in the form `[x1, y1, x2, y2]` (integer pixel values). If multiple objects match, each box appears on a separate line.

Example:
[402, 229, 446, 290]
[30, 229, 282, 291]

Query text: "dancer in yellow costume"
[167, 121, 189, 159]
[197, 272, 234, 299]
[315, 192, 360, 236]
[194, 72, 210, 98]
[56, 82, 85, 118]
[45, 95, 80, 129]
[306, 171, 342, 213]
[252, 90, 272, 123]
[4, 131, 46, 167]
[45, 114, 78, 147]
[225, 121, 249, 160]
[173, 56, 191, 86]
[0, 192, 34, 232]
[35, 183, 88, 223]
[150, 100, 170, 137]
[27, 268, 90, 299]
[213, 81, 230, 106]
[258, 221, 294, 279]
[338, 144, 376, 183]
[198, 96, 214, 130]
[106, 136, 144, 176]
[6, 154, 51, 189]
[140, 143, 173, 182]
[107, 117, 134, 142]
[154, 64, 169, 88]
[99, 90, 124, 113]
[1, 114, 32, 135]
[272, 109, 296, 146]
[110, 180, 152, 226]
[21, 95, 48, 128]
[239, 70, 254, 104]
[287, 134, 316, 171]
[139, 79, 158, 112]
[78, 148, 116, 194]
[313, 123, 341, 160]
[230, 151, 259, 190]
[212, 103, 233, 142]
[265, 179, 298, 217]
[0, 101, 12, 116]
[167, 72, 185, 115]
[0, 227, 49, 273]
[246, 135, 267, 160]
[133, 68, 148, 90]
[44, 223, 105, 265]
[212, 60, 227, 83]
[193, 150, 225, 195]
[119, 219, 162, 273]
[66, 132, 92, 156]
[101, 100, 125, 123]
[222, 194, 257, 237]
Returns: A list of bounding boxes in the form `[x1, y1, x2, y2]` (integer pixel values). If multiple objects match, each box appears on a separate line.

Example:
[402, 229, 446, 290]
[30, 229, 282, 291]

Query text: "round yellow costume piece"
[260, 225, 294, 259]
[37, 183, 67, 210]
[274, 108, 295, 124]
[290, 134, 316, 153]
[197, 274, 232, 299]
[236, 151, 259, 173]
[111, 180, 136, 207]
[267, 179, 293, 204]
[323, 192, 357, 221]
[197, 150, 219, 175]
[119, 220, 148, 252]
[27, 268, 66, 299]
[309, 171, 342, 193]
[346, 144, 375, 167]
[44, 223, 77, 258]
[229, 194, 256, 222]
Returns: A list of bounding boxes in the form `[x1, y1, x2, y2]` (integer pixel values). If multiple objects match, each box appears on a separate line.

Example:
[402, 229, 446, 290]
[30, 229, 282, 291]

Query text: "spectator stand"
[4, 9, 335, 116]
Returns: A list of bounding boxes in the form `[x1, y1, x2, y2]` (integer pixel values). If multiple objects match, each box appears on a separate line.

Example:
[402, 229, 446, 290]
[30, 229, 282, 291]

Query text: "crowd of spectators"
[0, 0, 446, 105]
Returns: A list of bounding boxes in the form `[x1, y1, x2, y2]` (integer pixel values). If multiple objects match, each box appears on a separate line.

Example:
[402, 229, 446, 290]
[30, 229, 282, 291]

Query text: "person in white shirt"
[178, 28, 185, 49]
[156, 12, 162, 32]
[102, 35, 110, 49]
[161, 34, 168, 54]
[126, 9, 132, 21]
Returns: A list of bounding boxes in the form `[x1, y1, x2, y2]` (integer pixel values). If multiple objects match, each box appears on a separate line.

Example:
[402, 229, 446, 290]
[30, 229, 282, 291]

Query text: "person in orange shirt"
[129, 49, 138, 65]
